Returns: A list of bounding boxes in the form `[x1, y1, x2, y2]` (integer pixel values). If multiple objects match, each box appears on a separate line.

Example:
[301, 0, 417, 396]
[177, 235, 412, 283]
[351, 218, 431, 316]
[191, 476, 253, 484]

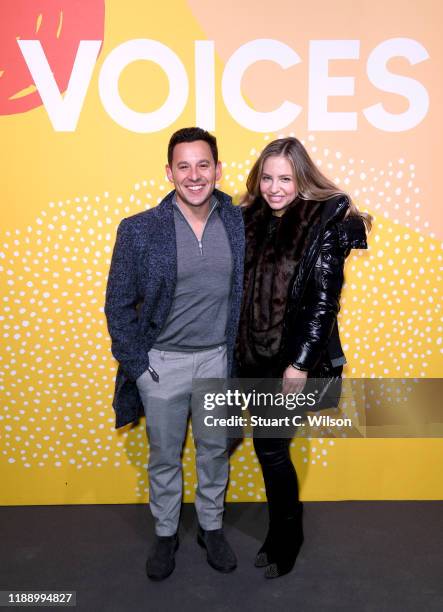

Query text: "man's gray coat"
[105, 189, 245, 428]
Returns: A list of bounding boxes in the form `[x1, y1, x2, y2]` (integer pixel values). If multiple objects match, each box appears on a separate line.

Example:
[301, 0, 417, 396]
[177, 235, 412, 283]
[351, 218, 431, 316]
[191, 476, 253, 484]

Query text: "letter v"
[17, 40, 102, 131]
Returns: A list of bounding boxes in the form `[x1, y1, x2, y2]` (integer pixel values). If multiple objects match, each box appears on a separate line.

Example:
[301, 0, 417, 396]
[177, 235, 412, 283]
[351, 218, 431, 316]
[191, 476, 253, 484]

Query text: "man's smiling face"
[166, 140, 222, 209]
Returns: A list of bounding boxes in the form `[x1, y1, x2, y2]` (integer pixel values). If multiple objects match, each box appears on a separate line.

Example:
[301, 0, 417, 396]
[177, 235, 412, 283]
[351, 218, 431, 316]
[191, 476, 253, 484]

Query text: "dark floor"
[1, 502, 442, 611]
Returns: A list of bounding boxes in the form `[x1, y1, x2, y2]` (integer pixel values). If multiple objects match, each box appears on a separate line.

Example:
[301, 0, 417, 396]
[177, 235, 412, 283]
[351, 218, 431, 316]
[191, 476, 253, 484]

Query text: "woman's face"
[259, 155, 297, 216]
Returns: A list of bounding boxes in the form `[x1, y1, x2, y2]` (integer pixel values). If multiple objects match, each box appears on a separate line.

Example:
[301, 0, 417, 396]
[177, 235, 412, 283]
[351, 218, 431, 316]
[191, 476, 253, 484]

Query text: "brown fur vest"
[236, 197, 323, 370]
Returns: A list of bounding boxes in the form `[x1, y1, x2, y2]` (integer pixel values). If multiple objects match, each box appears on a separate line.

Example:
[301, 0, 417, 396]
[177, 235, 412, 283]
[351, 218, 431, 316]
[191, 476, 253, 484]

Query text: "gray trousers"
[136, 345, 228, 536]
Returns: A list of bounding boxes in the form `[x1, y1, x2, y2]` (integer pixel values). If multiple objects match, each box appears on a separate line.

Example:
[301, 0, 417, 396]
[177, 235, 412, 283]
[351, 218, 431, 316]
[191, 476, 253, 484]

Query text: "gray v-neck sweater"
[153, 197, 233, 351]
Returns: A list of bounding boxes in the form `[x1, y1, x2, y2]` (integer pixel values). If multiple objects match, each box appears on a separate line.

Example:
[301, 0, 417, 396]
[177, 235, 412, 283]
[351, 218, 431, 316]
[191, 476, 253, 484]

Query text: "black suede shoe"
[197, 526, 237, 573]
[146, 534, 179, 581]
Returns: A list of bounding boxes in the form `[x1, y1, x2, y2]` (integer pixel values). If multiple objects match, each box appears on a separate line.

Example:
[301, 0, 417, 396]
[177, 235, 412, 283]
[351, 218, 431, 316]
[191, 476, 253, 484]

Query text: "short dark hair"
[167, 127, 218, 166]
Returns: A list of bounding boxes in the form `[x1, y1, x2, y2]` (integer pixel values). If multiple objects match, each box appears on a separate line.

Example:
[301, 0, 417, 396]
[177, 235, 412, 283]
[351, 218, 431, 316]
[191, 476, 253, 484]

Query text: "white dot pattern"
[0, 133, 441, 502]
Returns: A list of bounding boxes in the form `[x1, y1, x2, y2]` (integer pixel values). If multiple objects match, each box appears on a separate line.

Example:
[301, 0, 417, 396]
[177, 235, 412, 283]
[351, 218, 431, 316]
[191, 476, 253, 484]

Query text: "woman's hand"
[282, 364, 308, 395]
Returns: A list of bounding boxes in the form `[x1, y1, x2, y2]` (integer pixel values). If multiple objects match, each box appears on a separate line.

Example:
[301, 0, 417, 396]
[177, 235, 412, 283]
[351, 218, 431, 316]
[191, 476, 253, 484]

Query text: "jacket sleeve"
[104, 219, 150, 382]
[289, 216, 367, 371]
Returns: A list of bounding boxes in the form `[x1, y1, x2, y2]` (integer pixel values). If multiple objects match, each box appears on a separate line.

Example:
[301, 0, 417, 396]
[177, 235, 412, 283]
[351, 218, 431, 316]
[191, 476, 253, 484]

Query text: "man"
[105, 127, 244, 581]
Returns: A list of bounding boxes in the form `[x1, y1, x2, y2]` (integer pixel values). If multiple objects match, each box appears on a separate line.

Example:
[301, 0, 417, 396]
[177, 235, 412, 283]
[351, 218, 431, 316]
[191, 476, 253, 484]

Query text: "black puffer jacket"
[282, 195, 367, 376]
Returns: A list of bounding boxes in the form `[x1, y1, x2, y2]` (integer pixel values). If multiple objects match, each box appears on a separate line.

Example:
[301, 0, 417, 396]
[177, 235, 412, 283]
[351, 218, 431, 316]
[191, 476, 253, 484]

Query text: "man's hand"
[282, 364, 308, 395]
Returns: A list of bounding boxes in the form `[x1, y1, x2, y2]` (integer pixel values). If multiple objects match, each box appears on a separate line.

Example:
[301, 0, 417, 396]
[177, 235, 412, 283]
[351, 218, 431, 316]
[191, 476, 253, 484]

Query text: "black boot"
[264, 516, 304, 579]
[146, 534, 179, 581]
[197, 526, 237, 572]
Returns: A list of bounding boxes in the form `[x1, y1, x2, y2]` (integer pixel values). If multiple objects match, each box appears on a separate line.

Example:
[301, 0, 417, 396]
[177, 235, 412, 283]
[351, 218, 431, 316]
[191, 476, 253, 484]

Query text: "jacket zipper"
[175, 200, 218, 256]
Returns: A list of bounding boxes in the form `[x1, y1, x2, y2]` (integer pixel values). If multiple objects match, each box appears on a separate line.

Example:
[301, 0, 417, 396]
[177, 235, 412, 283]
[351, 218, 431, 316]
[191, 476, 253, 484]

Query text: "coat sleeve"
[288, 216, 367, 371]
[104, 219, 150, 382]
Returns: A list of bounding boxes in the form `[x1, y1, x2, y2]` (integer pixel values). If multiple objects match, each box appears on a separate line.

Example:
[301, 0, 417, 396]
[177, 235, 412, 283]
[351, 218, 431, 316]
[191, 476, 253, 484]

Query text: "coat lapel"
[155, 191, 177, 290]
[216, 190, 245, 371]
[216, 190, 244, 303]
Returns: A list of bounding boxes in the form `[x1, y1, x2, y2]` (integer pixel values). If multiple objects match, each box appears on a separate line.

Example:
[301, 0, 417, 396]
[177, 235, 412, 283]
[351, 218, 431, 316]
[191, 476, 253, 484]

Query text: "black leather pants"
[253, 436, 302, 523]
[237, 363, 303, 522]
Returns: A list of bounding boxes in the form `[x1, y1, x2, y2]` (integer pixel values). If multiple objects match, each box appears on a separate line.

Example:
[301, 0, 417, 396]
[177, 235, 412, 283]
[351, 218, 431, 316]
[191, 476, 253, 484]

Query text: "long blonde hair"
[242, 137, 372, 231]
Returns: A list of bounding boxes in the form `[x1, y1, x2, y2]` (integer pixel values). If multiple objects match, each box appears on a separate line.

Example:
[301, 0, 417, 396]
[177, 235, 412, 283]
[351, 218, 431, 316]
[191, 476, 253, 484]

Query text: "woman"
[235, 137, 371, 579]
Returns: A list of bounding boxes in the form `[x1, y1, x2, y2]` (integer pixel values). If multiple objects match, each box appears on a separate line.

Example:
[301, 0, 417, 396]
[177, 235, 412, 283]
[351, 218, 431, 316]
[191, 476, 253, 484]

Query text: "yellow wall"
[0, 0, 442, 504]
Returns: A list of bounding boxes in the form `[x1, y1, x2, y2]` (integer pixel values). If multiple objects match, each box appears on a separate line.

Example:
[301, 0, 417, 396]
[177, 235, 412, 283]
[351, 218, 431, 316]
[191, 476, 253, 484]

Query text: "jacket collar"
[320, 195, 367, 248]
[153, 187, 242, 268]
[320, 194, 349, 226]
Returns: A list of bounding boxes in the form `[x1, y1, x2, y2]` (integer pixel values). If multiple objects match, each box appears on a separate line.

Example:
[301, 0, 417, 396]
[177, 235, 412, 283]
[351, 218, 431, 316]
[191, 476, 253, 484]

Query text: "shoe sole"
[197, 534, 237, 573]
